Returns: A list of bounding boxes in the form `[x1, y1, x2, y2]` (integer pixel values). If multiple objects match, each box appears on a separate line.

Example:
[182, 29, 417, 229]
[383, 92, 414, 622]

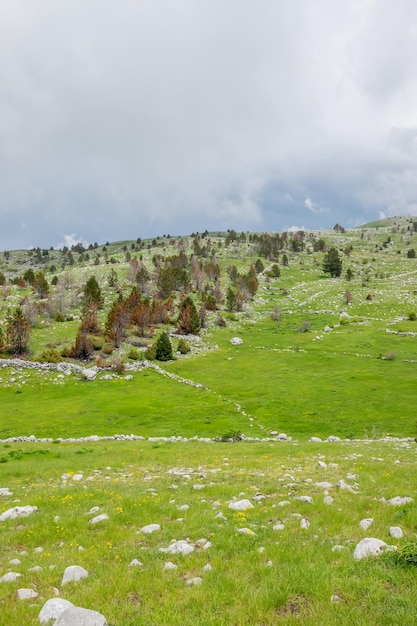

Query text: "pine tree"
[323, 248, 343, 277]
[177, 296, 201, 335]
[83, 275, 103, 308]
[155, 331, 173, 361]
[6, 307, 31, 355]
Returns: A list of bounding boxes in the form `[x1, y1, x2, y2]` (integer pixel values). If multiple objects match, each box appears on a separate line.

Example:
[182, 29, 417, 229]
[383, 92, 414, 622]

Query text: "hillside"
[1, 218, 417, 440]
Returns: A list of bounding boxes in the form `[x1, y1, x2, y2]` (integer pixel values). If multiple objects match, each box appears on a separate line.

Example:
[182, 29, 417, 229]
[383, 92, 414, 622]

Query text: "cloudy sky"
[1, 0, 417, 250]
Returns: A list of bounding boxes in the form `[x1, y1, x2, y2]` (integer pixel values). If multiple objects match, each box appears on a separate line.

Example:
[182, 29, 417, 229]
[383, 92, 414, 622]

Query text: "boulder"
[0, 505, 38, 521]
[387, 496, 413, 506]
[62, 565, 89, 585]
[55, 606, 107, 625]
[228, 499, 254, 511]
[17, 588, 38, 601]
[353, 538, 390, 560]
[230, 337, 243, 345]
[39, 598, 75, 624]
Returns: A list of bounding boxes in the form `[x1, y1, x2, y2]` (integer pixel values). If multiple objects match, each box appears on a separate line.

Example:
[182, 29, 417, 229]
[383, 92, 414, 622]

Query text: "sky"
[1, 0, 417, 250]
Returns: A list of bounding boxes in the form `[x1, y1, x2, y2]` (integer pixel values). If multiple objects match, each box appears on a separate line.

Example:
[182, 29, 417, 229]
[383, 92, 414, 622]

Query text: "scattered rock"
[300, 518, 310, 529]
[88, 514, 109, 525]
[17, 588, 38, 600]
[54, 606, 107, 625]
[128, 559, 143, 568]
[38, 598, 75, 624]
[230, 337, 243, 345]
[353, 538, 391, 560]
[186, 577, 203, 586]
[163, 561, 178, 570]
[160, 540, 194, 556]
[229, 499, 254, 511]
[389, 526, 403, 539]
[0, 572, 22, 582]
[140, 523, 161, 534]
[0, 488, 13, 497]
[387, 496, 413, 506]
[62, 565, 89, 585]
[0, 505, 38, 521]
[359, 518, 374, 531]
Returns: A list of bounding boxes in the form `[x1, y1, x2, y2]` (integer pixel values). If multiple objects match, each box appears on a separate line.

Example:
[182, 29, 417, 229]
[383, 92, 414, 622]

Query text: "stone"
[128, 559, 143, 568]
[186, 577, 203, 586]
[323, 496, 334, 505]
[353, 538, 390, 560]
[359, 518, 374, 531]
[300, 518, 310, 529]
[140, 523, 161, 534]
[9, 558, 21, 565]
[88, 514, 109, 525]
[0, 572, 22, 582]
[387, 496, 413, 506]
[336, 480, 356, 492]
[273, 523, 285, 531]
[310, 437, 322, 443]
[295, 496, 313, 503]
[389, 526, 403, 539]
[55, 606, 107, 625]
[237, 527, 256, 535]
[317, 461, 327, 470]
[316, 482, 332, 489]
[0, 488, 13, 496]
[80, 369, 98, 381]
[17, 588, 38, 600]
[38, 598, 75, 624]
[0, 505, 38, 521]
[163, 561, 178, 570]
[159, 540, 194, 556]
[202, 563, 212, 572]
[230, 337, 243, 345]
[229, 499, 254, 511]
[62, 565, 89, 585]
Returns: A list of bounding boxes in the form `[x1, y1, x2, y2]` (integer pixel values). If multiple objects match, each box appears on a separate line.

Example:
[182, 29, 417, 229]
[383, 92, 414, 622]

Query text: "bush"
[177, 338, 190, 354]
[298, 320, 310, 333]
[144, 343, 156, 361]
[155, 331, 173, 361]
[36, 348, 63, 363]
[111, 355, 125, 373]
[128, 347, 140, 360]
[408, 311, 417, 321]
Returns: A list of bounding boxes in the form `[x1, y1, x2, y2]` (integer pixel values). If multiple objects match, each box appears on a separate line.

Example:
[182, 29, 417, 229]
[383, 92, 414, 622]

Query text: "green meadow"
[1, 217, 417, 623]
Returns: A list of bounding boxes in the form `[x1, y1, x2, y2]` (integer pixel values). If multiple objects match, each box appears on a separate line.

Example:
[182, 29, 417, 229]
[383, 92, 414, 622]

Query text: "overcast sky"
[1, 0, 417, 250]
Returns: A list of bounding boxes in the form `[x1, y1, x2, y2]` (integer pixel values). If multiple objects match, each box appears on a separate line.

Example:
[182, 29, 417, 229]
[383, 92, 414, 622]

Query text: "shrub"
[298, 320, 310, 333]
[408, 311, 417, 321]
[144, 343, 156, 361]
[111, 355, 125, 373]
[128, 347, 140, 360]
[155, 331, 173, 361]
[177, 338, 190, 354]
[270, 305, 282, 322]
[36, 348, 63, 363]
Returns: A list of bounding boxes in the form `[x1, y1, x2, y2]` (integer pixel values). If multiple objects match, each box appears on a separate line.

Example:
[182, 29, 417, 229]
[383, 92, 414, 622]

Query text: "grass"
[1, 439, 417, 625]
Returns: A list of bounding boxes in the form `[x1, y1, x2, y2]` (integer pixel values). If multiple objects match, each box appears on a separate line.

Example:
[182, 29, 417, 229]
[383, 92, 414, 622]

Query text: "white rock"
[230, 337, 243, 345]
[160, 540, 194, 556]
[29, 566, 43, 572]
[300, 518, 310, 529]
[17, 588, 38, 600]
[141, 523, 161, 534]
[55, 606, 107, 625]
[38, 598, 75, 624]
[128, 559, 143, 568]
[80, 369, 98, 381]
[265, 560, 273, 567]
[186, 577, 203, 586]
[0, 488, 13, 496]
[277, 500, 290, 507]
[331, 594, 343, 604]
[88, 514, 109, 525]
[215, 512, 227, 521]
[0, 572, 22, 582]
[317, 461, 327, 470]
[163, 561, 178, 570]
[336, 480, 356, 493]
[387, 496, 413, 506]
[229, 499, 254, 511]
[87, 506, 100, 515]
[9, 558, 21, 565]
[331, 545, 346, 552]
[295, 496, 313, 503]
[310, 437, 322, 443]
[327, 436, 341, 442]
[177, 504, 189, 511]
[202, 563, 212, 572]
[316, 482, 332, 489]
[359, 518, 374, 531]
[72, 474, 83, 482]
[237, 527, 256, 535]
[353, 538, 390, 560]
[62, 565, 89, 584]
[273, 523, 285, 531]
[323, 496, 334, 505]
[0, 505, 38, 521]
[389, 526, 403, 539]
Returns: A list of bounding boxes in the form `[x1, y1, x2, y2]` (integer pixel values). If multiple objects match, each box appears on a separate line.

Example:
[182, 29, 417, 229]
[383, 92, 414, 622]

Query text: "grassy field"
[1, 218, 417, 623]
[1, 440, 417, 625]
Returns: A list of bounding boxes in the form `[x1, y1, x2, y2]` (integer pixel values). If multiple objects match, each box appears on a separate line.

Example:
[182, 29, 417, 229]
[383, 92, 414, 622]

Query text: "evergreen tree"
[323, 247, 343, 277]
[6, 307, 31, 355]
[177, 296, 201, 335]
[155, 331, 173, 361]
[83, 275, 103, 308]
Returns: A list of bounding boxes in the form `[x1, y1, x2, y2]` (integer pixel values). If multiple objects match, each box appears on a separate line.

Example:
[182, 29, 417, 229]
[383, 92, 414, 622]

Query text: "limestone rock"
[159, 540, 194, 556]
[141, 523, 161, 534]
[38, 598, 75, 624]
[230, 337, 243, 345]
[55, 606, 107, 625]
[0, 572, 22, 582]
[359, 518, 374, 531]
[0, 505, 38, 521]
[229, 499, 254, 511]
[387, 496, 413, 506]
[353, 538, 390, 560]
[389, 526, 403, 539]
[88, 514, 109, 525]
[62, 565, 89, 585]
[17, 588, 38, 600]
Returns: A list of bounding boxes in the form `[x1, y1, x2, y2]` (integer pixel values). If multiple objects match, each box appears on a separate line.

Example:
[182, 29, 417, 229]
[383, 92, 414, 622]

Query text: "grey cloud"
[1, 1, 417, 248]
